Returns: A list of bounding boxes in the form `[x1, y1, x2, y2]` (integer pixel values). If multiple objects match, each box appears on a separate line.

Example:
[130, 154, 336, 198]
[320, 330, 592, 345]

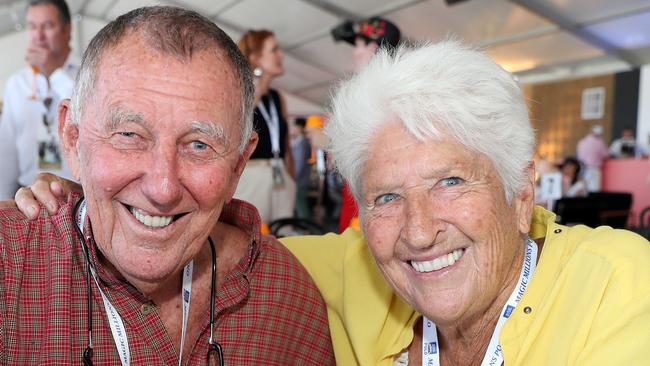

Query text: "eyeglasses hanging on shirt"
[257, 97, 285, 188]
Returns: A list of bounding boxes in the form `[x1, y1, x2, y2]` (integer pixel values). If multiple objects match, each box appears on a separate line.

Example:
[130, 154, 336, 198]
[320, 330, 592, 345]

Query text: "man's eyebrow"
[106, 107, 145, 130]
[191, 121, 227, 142]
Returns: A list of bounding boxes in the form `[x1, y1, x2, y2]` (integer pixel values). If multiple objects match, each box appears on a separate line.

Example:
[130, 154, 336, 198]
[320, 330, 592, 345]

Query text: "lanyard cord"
[73, 199, 219, 365]
[421, 238, 538, 366]
[256, 95, 280, 155]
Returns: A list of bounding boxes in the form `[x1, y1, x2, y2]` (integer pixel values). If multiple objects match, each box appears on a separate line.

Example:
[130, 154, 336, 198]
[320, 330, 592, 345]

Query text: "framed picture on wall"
[581, 87, 605, 120]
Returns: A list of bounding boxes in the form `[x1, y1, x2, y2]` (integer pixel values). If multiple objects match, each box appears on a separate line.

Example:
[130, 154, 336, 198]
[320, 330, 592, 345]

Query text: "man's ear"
[63, 21, 72, 42]
[225, 132, 259, 202]
[238, 132, 259, 174]
[58, 99, 81, 180]
[514, 161, 536, 235]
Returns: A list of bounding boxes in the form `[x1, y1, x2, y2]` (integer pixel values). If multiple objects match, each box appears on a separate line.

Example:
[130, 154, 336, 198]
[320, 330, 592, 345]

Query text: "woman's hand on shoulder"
[15, 173, 81, 219]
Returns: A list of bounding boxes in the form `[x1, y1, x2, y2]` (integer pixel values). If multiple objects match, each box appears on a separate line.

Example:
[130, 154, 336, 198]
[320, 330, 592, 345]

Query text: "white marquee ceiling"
[2, 0, 650, 116]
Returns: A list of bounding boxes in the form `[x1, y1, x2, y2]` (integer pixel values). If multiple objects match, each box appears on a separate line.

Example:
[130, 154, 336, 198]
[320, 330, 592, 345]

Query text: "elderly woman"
[293, 41, 650, 365]
[13, 41, 650, 365]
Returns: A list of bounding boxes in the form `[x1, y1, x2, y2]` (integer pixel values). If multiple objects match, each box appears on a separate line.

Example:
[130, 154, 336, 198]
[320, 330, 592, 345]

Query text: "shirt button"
[523, 306, 532, 314]
[140, 304, 155, 315]
[554, 228, 562, 234]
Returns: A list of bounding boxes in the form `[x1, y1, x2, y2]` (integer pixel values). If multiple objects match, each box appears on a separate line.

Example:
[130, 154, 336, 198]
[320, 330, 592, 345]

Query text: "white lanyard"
[257, 96, 281, 155]
[422, 238, 538, 366]
[77, 200, 193, 366]
[179, 261, 193, 366]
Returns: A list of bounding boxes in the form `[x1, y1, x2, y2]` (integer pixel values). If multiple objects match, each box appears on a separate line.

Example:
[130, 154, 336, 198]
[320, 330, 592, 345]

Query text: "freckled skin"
[360, 122, 535, 334]
[59, 32, 256, 296]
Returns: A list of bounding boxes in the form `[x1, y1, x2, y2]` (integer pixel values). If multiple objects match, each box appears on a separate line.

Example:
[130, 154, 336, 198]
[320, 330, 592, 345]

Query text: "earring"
[253, 67, 263, 77]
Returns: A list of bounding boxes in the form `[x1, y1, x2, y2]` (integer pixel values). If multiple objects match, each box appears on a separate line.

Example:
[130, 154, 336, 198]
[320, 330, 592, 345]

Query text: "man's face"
[623, 129, 633, 139]
[352, 37, 377, 70]
[65, 33, 254, 287]
[26, 3, 70, 55]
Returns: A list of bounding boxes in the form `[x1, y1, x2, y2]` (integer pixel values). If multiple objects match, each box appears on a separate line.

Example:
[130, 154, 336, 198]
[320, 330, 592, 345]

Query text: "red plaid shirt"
[0, 193, 335, 365]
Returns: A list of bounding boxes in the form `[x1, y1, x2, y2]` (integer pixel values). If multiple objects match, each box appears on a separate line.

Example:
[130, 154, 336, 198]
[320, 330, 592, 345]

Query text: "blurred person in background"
[0, 0, 78, 199]
[236, 29, 295, 224]
[328, 16, 401, 232]
[609, 126, 637, 158]
[291, 117, 312, 218]
[576, 124, 608, 192]
[558, 156, 588, 197]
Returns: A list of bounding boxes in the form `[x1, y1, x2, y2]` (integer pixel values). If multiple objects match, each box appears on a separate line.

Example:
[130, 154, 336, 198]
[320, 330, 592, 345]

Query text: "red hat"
[332, 17, 401, 49]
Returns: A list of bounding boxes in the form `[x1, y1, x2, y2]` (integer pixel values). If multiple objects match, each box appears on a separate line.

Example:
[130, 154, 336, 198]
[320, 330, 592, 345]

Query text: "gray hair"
[326, 40, 535, 203]
[70, 6, 254, 152]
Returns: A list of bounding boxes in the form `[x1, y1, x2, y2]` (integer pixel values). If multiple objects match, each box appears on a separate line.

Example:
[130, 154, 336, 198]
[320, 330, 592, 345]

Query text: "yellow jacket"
[281, 206, 650, 365]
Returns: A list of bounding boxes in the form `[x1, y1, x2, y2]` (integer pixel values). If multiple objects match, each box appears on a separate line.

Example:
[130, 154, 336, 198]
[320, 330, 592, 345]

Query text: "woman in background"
[237, 30, 295, 223]
[559, 156, 588, 197]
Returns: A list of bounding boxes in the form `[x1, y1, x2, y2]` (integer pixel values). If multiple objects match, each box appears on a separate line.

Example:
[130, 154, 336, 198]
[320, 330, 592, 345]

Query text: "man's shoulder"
[0, 202, 77, 253]
[253, 235, 326, 291]
[257, 235, 311, 273]
[0, 204, 35, 226]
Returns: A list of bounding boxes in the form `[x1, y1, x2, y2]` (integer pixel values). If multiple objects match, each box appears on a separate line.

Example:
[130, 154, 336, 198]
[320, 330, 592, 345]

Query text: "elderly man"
[0, 0, 78, 199]
[0, 6, 334, 365]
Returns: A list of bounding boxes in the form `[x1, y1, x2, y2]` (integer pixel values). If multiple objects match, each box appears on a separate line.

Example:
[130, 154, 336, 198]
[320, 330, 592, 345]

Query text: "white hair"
[326, 40, 535, 203]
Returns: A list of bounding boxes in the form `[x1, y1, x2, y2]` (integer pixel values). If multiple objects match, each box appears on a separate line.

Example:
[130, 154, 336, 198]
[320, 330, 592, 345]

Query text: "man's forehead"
[27, 4, 60, 20]
[100, 31, 230, 66]
[95, 34, 239, 91]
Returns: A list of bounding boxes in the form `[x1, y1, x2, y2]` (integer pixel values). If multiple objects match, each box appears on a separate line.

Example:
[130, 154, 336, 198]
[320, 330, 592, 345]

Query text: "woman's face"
[253, 36, 284, 77]
[360, 122, 534, 328]
[561, 163, 577, 180]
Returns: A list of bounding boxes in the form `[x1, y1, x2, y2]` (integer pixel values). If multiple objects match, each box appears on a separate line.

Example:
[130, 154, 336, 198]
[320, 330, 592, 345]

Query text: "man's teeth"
[130, 207, 173, 228]
[411, 249, 465, 273]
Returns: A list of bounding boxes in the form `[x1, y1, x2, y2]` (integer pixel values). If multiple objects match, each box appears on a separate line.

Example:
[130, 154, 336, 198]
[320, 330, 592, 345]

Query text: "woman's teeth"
[410, 249, 465, 273]
[130, 207, 173, 228]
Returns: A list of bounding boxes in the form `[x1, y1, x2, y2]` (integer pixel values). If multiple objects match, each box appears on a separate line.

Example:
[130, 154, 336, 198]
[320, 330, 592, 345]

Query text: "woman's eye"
[441, 177, 463, 187]
[375, 193, 399, 206]
[118, 131, 137, 138]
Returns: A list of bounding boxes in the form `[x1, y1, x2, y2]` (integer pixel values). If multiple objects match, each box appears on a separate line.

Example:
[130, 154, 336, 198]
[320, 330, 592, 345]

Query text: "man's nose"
[399, 195, 444, 250]
[142, 147, 183, 209]
[35, 25, 46, 41]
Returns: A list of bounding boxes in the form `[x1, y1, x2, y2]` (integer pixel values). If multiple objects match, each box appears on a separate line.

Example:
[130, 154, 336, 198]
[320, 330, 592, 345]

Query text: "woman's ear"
[515, 161, 536, 235]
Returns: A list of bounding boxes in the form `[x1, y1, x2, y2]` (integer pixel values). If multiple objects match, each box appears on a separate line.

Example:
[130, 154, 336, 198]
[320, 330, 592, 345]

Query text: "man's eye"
[375, 193, 399, 206]
[118, 132, 137, 138]
[441, 177, 463, 187]
[191, 141, 208, 150]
